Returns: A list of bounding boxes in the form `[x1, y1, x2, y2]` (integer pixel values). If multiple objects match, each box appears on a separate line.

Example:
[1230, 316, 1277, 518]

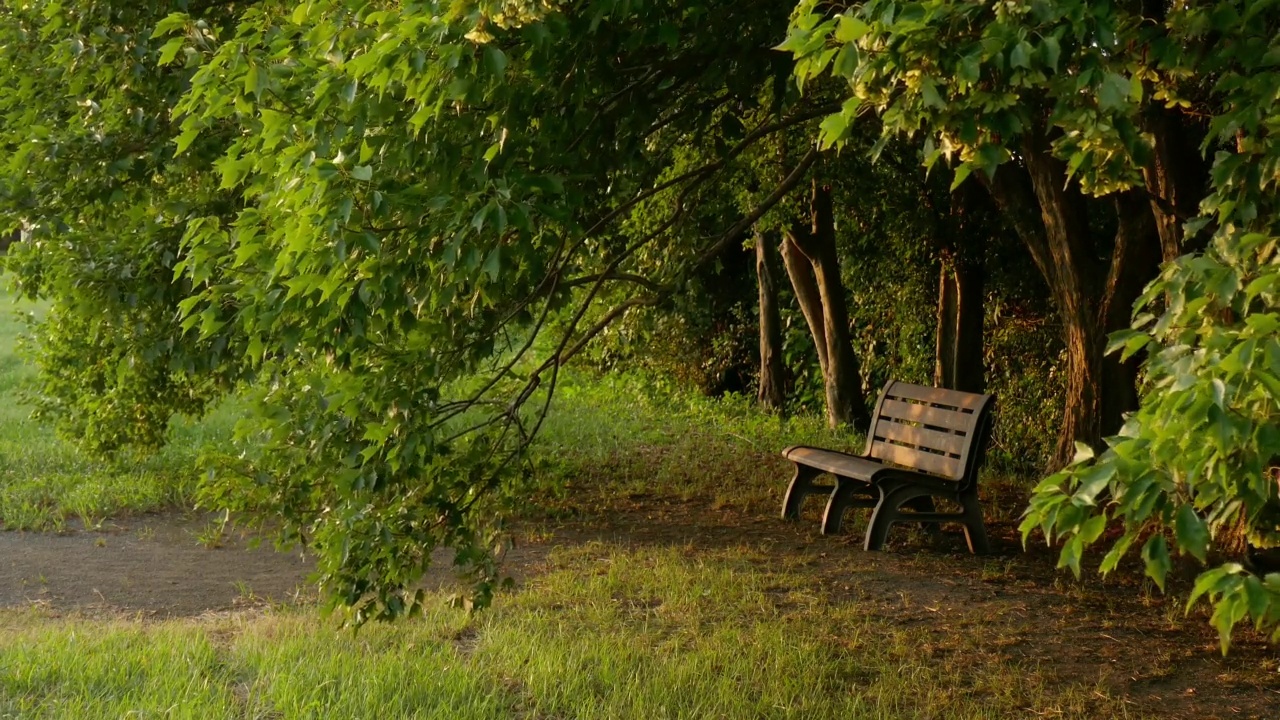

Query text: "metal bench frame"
[780, 380, 995, 554]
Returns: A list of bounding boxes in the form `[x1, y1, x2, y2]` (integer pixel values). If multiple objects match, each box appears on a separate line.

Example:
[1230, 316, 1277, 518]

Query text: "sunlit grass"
[530, 367, 862, 514]
[0, 546, 1123, 719]
[0, 287, 240, 530]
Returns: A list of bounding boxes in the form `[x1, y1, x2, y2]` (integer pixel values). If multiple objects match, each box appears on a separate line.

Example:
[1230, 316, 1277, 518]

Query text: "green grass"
[530, 367, 861, 514]
[0, 546, 1120, 719]
[0, 290, 240, 530]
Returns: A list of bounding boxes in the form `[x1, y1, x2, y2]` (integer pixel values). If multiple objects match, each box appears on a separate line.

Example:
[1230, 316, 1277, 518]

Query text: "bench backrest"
[863, 381, 994, 484]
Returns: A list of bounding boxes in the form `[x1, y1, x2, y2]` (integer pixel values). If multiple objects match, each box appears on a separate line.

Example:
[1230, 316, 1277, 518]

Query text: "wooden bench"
[780, 380, 995, 554]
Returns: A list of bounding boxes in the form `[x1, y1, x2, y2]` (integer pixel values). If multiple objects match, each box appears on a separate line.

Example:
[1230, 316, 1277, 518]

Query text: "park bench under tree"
[780, 380, 995, 554]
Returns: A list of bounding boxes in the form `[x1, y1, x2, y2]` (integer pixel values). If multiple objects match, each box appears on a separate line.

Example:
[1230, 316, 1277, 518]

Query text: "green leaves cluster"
[784, 0, 1185, 192]
[2, 0, 823, 621]
[0, 1, 244, 453]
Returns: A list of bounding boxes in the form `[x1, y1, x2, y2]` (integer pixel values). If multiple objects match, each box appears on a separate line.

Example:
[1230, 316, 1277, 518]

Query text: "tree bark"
[1098, 190, 1159, 428]
[781, 231, 828, 376]
[782, 182, 870, 430]
[934, 249, 986, 393]
[982, 131, 1162, 469]
[934, 183, 987, 394]
[1142, 105, 1209, 260]
[755, 229, 786, 410]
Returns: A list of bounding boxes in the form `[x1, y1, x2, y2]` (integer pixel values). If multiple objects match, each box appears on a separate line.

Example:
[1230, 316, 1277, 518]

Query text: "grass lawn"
[1, 545, 1117, 719]
[0, 289, 241, 531]
[1, 286, 1277, 719]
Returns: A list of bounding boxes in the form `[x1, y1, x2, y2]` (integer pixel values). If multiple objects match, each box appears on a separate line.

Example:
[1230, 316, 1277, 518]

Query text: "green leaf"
[1057, 535, 1084, 578]
[1098, 73, 1131, 110]
[920, 78, 944, 108]
[1099, 531, 1136, 575]
[150, 13, 189, 38]
[834, 14, 870, 43]
[245, 64, 265, 99]
[1187, 564, 1233, 610]
[957, 52, 981, 83]
[1142, 534, 1171, 592]
[174, 126, 200, 155]
[1073, 462, 1115, 506]
[351, 165, 373, 182]
[1242, 575, 1272, 625]
[1078, 513, 1107, 544]
[157, 37, 185, 66]
[1174, 505, 1210, 562]
[949, 162, 973, 190]
[976, 144, 1006, 178]
[1010, 41, 1032, 69]
[1212, 591, 1247, 654]
[1071, 442, 1095, 464]
[483, 46, 508, 77]
[818, 113, 849, 148]
[482, 247, 501, 281]
[1040, 35, 1060, 72]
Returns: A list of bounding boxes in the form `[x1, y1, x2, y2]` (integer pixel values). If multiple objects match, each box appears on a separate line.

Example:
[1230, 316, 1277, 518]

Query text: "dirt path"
[2, 499, 1278, 718]
[0, 513, 314, 616]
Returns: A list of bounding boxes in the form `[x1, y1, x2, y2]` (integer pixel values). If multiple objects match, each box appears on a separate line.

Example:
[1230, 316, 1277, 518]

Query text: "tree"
[754, 228, 786, 410]
[0, 0, 835, 620]
[783, 0, 1280, 647]
[932, 181, 987, 394]
[780, 181, 870, 428]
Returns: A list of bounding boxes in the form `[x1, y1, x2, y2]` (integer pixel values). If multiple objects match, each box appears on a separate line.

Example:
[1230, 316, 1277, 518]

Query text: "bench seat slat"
[782, 447, 887, 481]
[884, 382, 988, 410]
[869, 441, 962, 479]
[878, 398, 975, 432]
[874, 419, 966, 456]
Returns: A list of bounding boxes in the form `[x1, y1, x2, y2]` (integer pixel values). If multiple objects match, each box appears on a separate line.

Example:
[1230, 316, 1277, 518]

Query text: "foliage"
[0, 1, 244, 454]
[0, 288, 238, 530]
[781, 0, 1280, 649]
[0, 0, 827, 620]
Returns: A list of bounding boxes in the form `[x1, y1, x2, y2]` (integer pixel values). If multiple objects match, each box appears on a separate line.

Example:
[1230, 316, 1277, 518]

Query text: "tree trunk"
[1142, 105, 1209, 260]
[934, 249, 986, 393]
[755, 229, 785, 410]
[1099, 190, 1163, 433]
[934, 183, 987, 394]
[982, 131, 1162, 469]
[782, 182, 870, 431]
[781, 231, 828, 377]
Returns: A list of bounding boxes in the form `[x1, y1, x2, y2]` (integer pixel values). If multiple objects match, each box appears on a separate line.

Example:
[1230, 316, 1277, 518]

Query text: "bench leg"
[863, 478, 933, 551]
[960, 488, 990, 555]
[820, 477, 878, 535]
[906, 496, 943, 538]
[864, 479, 990, 554]
[780, 465, 827, 520]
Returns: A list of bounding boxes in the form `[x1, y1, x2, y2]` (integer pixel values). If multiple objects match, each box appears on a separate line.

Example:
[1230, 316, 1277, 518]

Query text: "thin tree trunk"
[935, 251, 986, 393]
[787, 182, 870, 430]
[1099, 189, 1163, 433]
[1142, 106, 1209, 260]
[755, 229, 785, 410]
[934, 183, 987, 393]
[935, 252, 959, 389]
[781, 231, 828, 377]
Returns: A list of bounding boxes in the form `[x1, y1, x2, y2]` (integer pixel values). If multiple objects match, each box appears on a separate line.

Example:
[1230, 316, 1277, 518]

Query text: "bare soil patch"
[0, 513, 313, 616]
